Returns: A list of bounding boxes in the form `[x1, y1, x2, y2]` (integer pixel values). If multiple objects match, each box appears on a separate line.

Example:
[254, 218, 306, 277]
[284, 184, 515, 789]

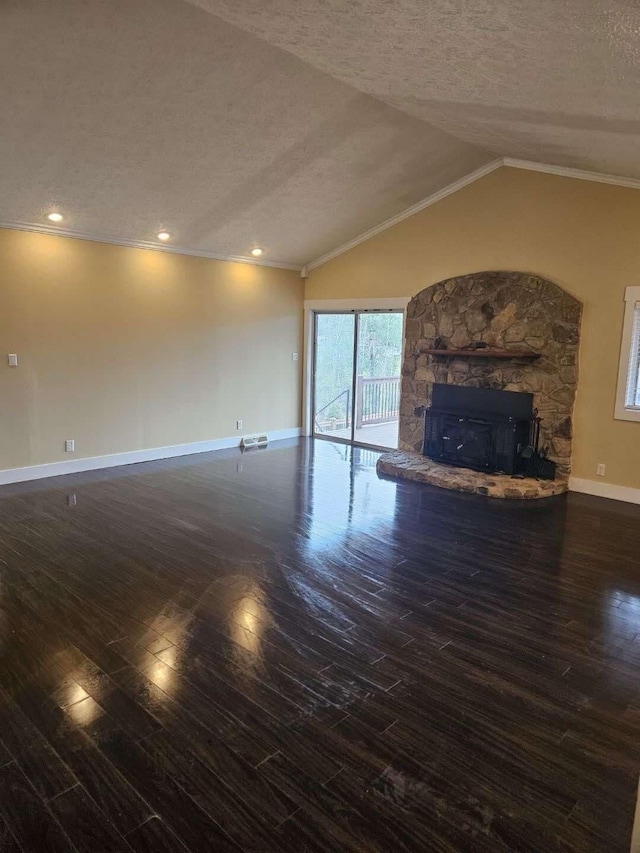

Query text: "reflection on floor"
[318, 419, 399, 448]
[0, 438, 638, 851]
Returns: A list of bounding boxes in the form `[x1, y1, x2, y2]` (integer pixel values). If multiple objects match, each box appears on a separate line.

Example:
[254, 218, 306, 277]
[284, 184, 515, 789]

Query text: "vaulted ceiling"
[193, 0, 640, 179]
[2, 0, 639, 268]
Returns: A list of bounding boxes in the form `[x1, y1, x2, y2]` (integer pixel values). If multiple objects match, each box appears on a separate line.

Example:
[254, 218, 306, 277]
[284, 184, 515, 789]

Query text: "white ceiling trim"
[4, 156, 640, 278]
[306, 158, 640, 272]
[304, 297, 410, 310]
[0, 219, 302, 272]
[305, 159, 503, 272]
[503, 158, 640, 190]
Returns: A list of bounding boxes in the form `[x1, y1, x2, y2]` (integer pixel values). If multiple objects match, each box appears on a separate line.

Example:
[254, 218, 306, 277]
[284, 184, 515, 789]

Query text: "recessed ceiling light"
[251, 247, 263, 257]
[47, 212, 63, 223]
[157, 231, 171, 242]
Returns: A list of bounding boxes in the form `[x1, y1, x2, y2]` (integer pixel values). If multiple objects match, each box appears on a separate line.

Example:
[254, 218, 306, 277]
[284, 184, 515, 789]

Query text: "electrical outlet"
[67, 493, 77, 506]
[236, 462, 243, 473]
[7, 353, 17, 367]
[65, 439, 75, 453]
[236, 419, 243, 430]
[596, 463, 606, 477]
[292, 352, 299, 361]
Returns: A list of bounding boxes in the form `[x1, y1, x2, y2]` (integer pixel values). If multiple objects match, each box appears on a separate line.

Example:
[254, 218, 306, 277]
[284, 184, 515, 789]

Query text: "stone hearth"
[378, 450, 568, 499]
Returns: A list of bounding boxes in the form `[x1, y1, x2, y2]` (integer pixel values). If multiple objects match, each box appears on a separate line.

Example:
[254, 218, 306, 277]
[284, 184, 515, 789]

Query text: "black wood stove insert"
[423, 384, 534, 474]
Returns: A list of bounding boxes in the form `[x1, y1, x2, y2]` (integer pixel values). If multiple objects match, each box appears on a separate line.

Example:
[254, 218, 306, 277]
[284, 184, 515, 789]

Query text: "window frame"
[614, 285, 640, 422]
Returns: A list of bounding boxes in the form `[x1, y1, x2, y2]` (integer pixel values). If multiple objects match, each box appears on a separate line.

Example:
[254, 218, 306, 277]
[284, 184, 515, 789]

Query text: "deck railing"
[315, 375, 400, 433]
[314, 388, 351, 432]
[355, 375, 400, 428]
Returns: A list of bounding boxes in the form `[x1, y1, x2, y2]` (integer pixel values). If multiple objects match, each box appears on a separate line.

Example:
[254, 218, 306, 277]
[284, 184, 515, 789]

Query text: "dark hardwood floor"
[0, 438, 639, 851]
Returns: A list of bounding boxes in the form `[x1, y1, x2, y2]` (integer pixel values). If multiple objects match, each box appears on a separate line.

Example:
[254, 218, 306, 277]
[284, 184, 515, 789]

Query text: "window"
[615, 286, 640, 421]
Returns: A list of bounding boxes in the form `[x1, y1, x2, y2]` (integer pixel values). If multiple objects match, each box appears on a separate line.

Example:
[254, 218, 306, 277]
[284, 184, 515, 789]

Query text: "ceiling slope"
[0, 0, 491, 267]
[190, 0, 640, 181]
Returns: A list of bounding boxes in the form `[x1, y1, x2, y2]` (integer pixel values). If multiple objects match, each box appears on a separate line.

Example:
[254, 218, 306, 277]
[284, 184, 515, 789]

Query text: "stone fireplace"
[378, 271, 582, 499]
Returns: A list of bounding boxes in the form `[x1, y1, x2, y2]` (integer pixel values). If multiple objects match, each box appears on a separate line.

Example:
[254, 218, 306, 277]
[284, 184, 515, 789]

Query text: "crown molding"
[0, 219, 302, 272]
[305, 156, 640, 273]
[5, 156, 640, 277]
[305, 159, 503, 272]
[503, 158, 640, 190]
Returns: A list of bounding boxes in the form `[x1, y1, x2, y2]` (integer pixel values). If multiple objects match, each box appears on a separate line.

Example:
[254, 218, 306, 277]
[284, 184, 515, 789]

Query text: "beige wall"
[0, 229, 303, 471]
[306, 166, 640, 489]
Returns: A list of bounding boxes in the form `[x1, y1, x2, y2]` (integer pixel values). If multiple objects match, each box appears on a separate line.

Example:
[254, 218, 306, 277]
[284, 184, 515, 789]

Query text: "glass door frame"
[312, 310, 358, 447]
[311, 308, 405, 451]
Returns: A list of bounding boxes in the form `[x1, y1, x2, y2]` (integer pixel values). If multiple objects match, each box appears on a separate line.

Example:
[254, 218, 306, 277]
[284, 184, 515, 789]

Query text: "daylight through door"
[312, 311, 403, 449]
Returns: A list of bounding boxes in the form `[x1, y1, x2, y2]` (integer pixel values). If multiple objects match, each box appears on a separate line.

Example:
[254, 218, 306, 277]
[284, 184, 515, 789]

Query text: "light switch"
[292, 352, 299, 361]
[7, 353, 17, 367]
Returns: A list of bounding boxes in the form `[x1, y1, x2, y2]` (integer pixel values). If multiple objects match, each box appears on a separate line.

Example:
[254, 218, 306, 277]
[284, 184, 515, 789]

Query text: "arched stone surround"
[400, 271, 582, 477]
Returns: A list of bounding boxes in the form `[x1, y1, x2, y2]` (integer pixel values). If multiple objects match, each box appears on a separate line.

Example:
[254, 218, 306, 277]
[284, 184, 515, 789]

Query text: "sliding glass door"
[354, 311, 403, 449]
[312, 313, 356, 443]
[312, 310, 403, 450]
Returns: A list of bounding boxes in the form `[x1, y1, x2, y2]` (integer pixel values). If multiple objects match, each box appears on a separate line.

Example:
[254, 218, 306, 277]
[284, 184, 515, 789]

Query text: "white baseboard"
[5, 440, 637, 503]
[0, 428, 302, 487]
[569, 477, 640, 505]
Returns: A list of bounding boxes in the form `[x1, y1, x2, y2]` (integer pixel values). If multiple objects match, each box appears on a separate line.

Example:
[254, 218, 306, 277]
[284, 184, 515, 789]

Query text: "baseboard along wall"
[1, 434, 639, 506]
[0, 428, 302, 486]
[568, 477, 640, 505]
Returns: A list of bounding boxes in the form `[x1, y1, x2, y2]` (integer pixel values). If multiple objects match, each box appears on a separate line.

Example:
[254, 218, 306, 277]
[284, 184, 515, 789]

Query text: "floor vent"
[240, 434, 268, 450]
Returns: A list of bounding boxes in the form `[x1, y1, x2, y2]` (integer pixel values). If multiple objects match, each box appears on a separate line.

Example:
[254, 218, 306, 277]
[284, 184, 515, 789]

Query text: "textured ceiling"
[191, 0, 640, 179]
[3, 1, 639, 269]
[0, 0, 489, 267]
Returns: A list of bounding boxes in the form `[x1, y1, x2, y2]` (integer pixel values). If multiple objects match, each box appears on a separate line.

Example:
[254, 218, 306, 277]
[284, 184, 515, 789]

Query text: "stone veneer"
[400, 271, 582, 477]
